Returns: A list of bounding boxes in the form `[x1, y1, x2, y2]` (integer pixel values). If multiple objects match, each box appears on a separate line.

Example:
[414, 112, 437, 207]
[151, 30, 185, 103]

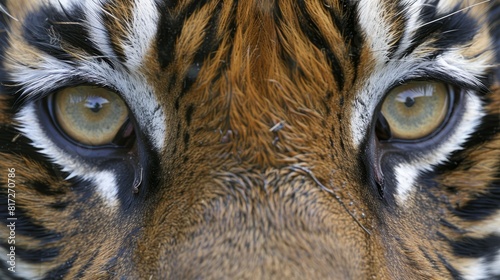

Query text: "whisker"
[416, 0, 491, 30]
[289, 165, 372, 235]
[0, 4, 18, 21]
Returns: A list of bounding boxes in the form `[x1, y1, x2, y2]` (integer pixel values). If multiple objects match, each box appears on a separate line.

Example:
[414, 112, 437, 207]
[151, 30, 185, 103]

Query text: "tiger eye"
[379, 81, 449, 140]
[54, 86, 129, 146]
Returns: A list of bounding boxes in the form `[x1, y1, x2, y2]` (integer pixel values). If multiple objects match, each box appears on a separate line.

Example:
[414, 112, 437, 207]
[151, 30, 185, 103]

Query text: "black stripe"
[156, 9, 181, 68]
[0, 201, 62, 245]
[437, 253, 463, 279]
[419, 247, 440, 272]
[170, 72, 179, 110]
[273, 1, 298, 73]
[42, 253, 77, 280]
[207, 0, 237, 90]
[451, 234, 500, 259]
[176, 0, 236, 108]
[183, 131, 190, 150]
[156, 0, 210, 69]
[439, 218, 465, 234]
[185, 104, 195, 126]
[454, 178, 500, 221]
[31, 180, 66, 196]
[386, 2, 407, 60]
[488, 1, 500, 82]
[460, 110, 500, 148]
[400, 0, 439, 58]
[49, 200, 69, 211]
[401, 2, 478, 58]
[75, 250, 99, 278]
[274, 1, 361, 86]
[0, 127, 64, 179]
[103, 256, 118, 277]
[327, 0, 362, 83]
[1, 245, 60, 263]
[296, 0, 345, 91]
[23, 5, 110, 66]
[182, 2, 223, 91]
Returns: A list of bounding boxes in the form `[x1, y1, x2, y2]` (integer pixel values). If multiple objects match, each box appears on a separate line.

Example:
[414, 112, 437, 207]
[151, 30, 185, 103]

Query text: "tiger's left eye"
[376, 81, 450, 141]
[53, 86, 132, 146]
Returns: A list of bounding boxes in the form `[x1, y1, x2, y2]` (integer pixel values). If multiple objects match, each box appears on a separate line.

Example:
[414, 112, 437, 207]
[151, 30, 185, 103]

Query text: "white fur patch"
[44, 0, 79, 10]
[461, 257, 489, 280]
[83, 0, 117, 59]
[356, 0, 393, 66]
[124, 0, 160, 69]
[460, 253, 500, 280]
[0, 246, 45, 279]
[489, 253, 500, 276]
[395, 0, 425, 58]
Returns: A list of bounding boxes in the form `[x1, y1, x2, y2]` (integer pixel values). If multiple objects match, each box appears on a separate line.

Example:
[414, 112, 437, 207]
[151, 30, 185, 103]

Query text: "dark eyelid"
[389, 72, 488, 98]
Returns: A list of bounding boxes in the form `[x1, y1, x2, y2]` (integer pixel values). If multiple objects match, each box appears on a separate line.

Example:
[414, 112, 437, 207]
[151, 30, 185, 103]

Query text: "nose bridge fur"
[140, 165, 373, 279]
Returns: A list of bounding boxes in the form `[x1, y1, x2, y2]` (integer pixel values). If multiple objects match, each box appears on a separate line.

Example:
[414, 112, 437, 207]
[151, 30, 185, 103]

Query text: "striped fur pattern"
[0, 0, 499, 278]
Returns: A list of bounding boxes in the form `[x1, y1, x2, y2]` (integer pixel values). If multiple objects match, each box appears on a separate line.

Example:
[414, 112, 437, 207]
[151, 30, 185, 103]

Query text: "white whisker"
[0, 4, 18, 21]
[416, 0, 491, 29]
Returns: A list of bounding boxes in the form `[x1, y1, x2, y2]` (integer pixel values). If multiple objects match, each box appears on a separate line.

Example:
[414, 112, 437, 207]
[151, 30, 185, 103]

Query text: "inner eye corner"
[41, 85, 136, 150]
[374, 80, 460, 144]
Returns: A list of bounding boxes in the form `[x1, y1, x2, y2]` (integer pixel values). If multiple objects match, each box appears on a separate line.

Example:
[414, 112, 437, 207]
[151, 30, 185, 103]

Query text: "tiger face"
[0, 0, 499, 278]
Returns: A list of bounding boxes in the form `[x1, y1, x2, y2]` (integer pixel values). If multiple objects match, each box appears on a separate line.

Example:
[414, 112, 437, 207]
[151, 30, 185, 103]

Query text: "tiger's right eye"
[53, 86, 133, 146]
[376, 81, 450, 141]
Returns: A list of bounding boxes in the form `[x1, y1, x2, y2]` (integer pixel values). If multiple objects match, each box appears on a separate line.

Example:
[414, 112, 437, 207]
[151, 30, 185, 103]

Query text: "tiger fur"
[0, 0, 499, 279]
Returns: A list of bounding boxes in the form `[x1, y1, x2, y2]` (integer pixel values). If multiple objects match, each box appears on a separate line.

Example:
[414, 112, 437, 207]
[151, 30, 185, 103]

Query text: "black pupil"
[90, 103, 102, 113]
[404, 96, 415, 107]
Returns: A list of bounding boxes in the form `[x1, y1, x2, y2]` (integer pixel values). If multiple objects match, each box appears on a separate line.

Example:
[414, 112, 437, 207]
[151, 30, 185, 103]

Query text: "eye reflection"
[85, 96, 110, 113]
